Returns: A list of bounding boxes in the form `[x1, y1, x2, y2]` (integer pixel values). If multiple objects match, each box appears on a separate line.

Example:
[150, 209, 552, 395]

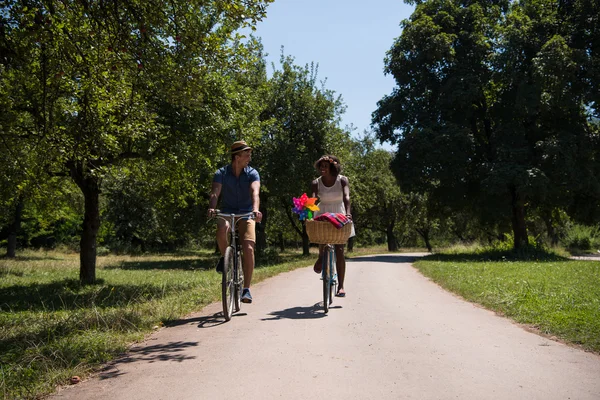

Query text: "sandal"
[335, 289, 346, 297]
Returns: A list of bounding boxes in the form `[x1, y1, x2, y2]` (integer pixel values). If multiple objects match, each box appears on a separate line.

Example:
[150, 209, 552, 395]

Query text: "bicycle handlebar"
[213, 210, 256, 219]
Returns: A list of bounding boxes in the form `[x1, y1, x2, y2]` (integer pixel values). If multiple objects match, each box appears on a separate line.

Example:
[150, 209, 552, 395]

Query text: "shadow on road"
[262, 304, 341, 320]
[98, 341, 198, 379]
[166, 312, 249, 329]
[348, 254, 426, 263]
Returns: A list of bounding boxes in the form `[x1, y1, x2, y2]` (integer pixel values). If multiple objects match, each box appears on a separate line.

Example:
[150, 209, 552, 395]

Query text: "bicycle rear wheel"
[222, 246, 235, 321]
[234, 250, 244, 312]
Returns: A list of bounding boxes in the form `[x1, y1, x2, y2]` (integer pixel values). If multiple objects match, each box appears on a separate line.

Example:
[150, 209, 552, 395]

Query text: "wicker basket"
[305, 220, 352, 244]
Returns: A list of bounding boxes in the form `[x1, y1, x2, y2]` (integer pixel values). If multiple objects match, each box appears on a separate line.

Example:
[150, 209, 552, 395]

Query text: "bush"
[561, 224, 600, 252]
[256, 247, 281, 265]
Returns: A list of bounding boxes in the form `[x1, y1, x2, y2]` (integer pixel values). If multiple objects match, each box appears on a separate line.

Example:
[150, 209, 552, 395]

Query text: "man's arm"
[250, 180, 263, 222]
[207, 182, 222, 217]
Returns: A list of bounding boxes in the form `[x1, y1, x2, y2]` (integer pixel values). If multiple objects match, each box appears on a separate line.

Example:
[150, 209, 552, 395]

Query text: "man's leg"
[238, 219, 256, 303]
[215, 220, 230, 272]
[216, 219, 230, 254]
[335, 244, 346, 295]
[241, 240, 255, 288]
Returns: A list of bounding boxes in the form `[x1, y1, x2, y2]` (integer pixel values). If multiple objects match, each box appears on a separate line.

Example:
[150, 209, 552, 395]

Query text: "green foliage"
[374, 0, 600, 247]
[0, 0, 415, 260]
[0, 179, 83, 250]
[1, 0, 274, 279]
[252, 52, 349, 244]
[345, 134, 405, 248]
[561, 223, 600, 252]
[480, 233, 551, 258]
[100, 162, 207, 253]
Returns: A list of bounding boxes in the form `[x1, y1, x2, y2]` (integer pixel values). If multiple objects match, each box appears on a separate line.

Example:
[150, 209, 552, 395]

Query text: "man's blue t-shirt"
[213, 165, 260, 213]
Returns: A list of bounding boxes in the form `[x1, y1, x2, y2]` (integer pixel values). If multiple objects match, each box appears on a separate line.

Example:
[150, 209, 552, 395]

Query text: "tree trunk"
[416, 228, 432, 252]
[71, 162, 101, 285]
[542, 210, 558, 246]
[302, 223, 309, 256]
[278, 232, 285, 252]
[423, 235, 432, 253]
[281, 197, 305, 252]
[6, 195, 24, 258]
[387, 222, 397, 251]
[347, 236, 354, 252]
[256, 202, 268, 255]
[510, 186, 528, 249]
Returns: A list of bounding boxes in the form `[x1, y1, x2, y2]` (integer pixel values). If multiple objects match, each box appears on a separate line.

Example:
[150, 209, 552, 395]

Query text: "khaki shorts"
[217, 218, 256, 243]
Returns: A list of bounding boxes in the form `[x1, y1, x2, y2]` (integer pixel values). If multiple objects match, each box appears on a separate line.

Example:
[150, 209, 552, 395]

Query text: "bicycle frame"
[214, 211, 254, 321]
[321, 244, 337, 313]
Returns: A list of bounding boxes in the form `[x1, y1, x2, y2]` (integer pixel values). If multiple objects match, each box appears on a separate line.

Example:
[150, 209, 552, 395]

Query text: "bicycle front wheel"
[322, 248, 332, 313]
[234, 250, 244, 312]
[222, 246, 235, 321]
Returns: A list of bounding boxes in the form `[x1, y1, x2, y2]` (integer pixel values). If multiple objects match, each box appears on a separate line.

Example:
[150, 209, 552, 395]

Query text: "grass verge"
[414, 249, 600, 354]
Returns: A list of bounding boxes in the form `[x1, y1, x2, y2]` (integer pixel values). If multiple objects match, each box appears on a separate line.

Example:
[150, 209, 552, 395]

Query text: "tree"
[253, 52, 347, 255]
[1, 0, 272, 282]
[373, 0, 600, 249]
[0, 82, 57, 257]
[345, 133, 405, 251]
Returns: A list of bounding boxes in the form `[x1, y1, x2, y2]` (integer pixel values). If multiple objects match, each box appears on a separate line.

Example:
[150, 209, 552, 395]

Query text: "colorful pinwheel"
[292, 193, 319, 220]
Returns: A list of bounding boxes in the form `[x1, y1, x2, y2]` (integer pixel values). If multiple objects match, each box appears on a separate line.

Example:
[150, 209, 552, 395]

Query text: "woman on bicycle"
[311, 154, 355, 297]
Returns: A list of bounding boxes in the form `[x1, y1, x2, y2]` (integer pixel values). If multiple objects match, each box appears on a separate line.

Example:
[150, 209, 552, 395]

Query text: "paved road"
[52, 253, 600, 400]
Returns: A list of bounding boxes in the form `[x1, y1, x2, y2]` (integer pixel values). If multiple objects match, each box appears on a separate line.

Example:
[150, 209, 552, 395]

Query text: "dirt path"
[52, 253, 600, 400]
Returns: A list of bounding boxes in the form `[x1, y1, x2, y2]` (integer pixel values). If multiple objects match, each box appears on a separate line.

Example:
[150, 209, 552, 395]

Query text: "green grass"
[414, 250, 600, 353]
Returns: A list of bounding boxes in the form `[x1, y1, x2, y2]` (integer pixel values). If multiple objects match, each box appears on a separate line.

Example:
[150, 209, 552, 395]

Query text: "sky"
[252, 0, 415, 149]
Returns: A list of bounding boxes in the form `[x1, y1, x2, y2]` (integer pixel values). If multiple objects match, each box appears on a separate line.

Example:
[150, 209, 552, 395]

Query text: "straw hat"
[230, 140, 252, 154]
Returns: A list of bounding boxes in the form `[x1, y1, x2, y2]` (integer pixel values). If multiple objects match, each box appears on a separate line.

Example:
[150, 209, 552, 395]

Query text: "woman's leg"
[335, 244, 346, 295]
[313, 244, 325, 273]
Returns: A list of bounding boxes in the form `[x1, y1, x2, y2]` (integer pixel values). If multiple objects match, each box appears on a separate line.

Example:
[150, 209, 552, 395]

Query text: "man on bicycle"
[207, 140, 262, 303]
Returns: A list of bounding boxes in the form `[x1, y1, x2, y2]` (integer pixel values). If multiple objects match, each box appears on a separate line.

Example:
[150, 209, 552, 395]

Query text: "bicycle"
[305, 219, 352, 313]
[320, 244, 337, 313]
[212, 211, 255, 321]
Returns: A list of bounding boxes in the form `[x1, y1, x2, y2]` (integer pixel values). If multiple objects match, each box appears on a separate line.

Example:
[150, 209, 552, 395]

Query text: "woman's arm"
[341, 176, 351, 216]
[311, 179, 319, 198]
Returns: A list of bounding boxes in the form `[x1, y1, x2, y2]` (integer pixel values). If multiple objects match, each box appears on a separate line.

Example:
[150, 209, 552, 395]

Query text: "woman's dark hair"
[314, 155, 341, 176]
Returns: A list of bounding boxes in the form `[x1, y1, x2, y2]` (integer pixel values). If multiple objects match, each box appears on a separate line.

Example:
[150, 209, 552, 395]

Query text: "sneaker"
[216, 257, 224, 273]
[241, 288, 253, 303]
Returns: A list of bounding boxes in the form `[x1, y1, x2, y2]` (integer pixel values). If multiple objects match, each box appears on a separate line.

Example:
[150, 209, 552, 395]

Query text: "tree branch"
[281, 197, 302, 237]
